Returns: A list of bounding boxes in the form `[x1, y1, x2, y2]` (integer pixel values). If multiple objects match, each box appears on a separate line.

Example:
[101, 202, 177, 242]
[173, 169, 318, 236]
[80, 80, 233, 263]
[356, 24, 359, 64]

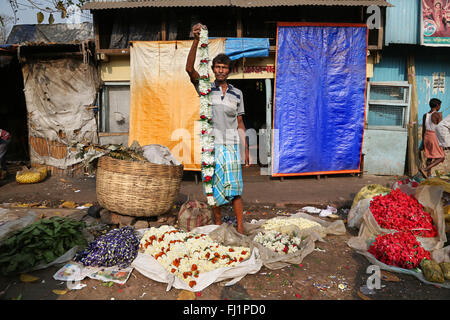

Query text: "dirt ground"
[0, 172, 449, 301]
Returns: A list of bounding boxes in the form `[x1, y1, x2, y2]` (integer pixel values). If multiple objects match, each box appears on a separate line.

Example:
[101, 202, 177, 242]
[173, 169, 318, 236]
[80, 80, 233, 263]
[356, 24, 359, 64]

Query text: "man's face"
[213, 63, 230, 82]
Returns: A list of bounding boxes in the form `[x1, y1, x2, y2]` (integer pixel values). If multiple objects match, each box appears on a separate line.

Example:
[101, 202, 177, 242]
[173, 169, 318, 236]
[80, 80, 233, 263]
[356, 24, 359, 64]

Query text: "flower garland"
[262, 217, 322, 232]
[368, 231, 431, 269]
[254, 230, 302, 255]
[140, 225, 251, 288]
[198, 27, 216, 207]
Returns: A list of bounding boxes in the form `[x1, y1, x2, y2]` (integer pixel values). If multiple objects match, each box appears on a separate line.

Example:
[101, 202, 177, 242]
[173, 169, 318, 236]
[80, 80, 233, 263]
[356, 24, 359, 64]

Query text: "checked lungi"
[203, 144, 243, 207]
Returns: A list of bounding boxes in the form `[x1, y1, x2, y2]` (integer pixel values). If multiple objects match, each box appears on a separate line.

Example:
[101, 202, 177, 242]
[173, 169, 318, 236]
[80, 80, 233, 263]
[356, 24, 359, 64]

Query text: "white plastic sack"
[347, 198, 371, 229]
[142, 144, 181, 166]
[0, 210, 38, 242]
[244, 212, 346, 270]
[132, 224, 262, 292]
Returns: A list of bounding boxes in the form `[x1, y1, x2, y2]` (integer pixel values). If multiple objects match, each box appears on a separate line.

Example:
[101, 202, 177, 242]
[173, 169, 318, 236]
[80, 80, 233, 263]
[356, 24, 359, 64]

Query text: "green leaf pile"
[0, 217, 87, 275]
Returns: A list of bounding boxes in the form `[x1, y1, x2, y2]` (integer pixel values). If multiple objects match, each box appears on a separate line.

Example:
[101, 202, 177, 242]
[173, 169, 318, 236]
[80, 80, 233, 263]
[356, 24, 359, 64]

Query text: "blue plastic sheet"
[225, 38, 270, 60]
[272, 24, 367, 176]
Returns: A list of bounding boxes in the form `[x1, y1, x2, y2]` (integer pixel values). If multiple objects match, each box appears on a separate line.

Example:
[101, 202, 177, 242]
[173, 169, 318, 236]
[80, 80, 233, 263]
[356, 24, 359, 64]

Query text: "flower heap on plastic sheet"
[369, 189, 438, 237]
[254, 230, 302, 254]
[198, 27, 216, 207]
[140, 225, 251, 288]
[368, 231, 431, 269]
[75, 226, 140, 268]
[262, 217, 322, 232]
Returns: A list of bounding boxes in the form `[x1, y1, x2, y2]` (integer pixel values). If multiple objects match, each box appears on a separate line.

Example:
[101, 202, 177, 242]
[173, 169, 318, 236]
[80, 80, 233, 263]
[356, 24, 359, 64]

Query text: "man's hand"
[192, 23, 205, 41]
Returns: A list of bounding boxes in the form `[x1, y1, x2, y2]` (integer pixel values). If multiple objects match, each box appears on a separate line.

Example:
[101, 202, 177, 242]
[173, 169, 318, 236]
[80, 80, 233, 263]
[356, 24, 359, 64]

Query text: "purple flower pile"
[74, 226, 139, 268]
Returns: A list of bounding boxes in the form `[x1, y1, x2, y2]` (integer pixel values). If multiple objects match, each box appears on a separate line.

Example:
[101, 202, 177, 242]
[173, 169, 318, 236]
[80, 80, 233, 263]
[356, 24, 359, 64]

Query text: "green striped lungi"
[203, 144, 243, 207]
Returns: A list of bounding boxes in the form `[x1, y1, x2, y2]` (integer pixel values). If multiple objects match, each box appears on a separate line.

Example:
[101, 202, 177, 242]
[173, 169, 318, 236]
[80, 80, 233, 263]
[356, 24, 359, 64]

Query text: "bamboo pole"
[407, 54, 419, 176]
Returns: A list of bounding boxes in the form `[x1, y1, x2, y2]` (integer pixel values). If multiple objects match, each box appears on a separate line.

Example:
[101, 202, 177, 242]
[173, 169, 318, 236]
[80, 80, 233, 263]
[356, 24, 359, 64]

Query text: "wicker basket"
[96, 156, 184, 217]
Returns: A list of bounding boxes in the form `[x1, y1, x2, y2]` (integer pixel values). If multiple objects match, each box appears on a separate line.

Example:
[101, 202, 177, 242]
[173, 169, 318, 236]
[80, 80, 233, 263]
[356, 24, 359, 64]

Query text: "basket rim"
[98, 155, 184, 169]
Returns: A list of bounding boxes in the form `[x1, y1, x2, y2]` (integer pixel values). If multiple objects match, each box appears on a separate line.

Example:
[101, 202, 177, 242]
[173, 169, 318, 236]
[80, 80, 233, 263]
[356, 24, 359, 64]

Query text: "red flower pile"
[370, 189, 438, 237]
[368, 231, 431, 269]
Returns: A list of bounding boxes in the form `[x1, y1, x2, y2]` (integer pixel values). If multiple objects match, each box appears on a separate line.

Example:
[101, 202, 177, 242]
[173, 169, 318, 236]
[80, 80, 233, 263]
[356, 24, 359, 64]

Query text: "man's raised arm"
[186, 23, 204, 85]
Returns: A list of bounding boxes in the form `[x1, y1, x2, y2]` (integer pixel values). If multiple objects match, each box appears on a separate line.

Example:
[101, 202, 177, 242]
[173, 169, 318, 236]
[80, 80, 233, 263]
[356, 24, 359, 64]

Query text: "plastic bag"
[177, 200, 214, 232]
[244, 213, 346, 270]
[419, 177, 450, 193]
[351, 184, 391, 209]
[142, 144, 180, 166]
[440, 262, 450, 280]
[131, 224, 262, 292]
[16, 167, 47, 184]
[348, 198, 371, 229]
[421, 259, 445, 283]
[392, 178, 420, 196]
[0, 210, 38, 242]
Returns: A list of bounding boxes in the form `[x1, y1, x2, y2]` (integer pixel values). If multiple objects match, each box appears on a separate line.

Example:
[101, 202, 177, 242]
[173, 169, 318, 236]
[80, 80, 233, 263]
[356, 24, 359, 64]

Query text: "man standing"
[0, 129, 11, 179]
[185, 23, 249, 234]
[435, 113, 450, 149]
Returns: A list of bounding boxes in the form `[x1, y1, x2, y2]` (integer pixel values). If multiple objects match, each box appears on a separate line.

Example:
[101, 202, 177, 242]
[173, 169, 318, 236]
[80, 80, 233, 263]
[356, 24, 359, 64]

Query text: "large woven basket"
[96, 156, 184, 217]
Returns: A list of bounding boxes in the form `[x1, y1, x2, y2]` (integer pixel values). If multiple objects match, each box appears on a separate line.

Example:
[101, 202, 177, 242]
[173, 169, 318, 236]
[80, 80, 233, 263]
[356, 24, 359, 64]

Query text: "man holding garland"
[185, 23, 249, 234]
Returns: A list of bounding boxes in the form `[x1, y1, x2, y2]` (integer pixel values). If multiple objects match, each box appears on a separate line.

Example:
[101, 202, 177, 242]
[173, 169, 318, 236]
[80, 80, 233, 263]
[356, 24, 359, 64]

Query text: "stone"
[157, 216, 168, 223]
[99, 209, 114, 224]
[134, 220, 149, 230]
[148, 221, 161, 228]
[99, 209, 135, 226]
[167, 216, 176, 225]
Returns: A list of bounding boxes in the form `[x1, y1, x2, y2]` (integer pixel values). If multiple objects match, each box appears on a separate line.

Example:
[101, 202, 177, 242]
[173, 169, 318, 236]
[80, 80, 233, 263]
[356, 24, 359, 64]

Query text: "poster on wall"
[421, 0, 450, 46]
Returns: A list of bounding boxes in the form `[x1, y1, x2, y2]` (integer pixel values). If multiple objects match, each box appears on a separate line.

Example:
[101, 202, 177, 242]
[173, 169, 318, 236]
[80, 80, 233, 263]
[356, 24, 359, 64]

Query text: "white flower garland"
[198, 28, 217, 207]
[254, 230, 302, 254]
[140, 225, 251, 288]
[262, 217, 322, 232]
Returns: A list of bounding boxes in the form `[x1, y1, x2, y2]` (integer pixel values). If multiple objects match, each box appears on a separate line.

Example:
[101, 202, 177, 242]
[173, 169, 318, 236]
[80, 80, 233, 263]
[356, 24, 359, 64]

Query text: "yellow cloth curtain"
[129, 39, 226, 171]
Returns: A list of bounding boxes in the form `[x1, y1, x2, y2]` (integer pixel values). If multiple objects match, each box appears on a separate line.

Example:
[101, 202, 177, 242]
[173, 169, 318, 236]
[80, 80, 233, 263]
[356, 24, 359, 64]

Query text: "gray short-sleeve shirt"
[195, 81, 245, 145]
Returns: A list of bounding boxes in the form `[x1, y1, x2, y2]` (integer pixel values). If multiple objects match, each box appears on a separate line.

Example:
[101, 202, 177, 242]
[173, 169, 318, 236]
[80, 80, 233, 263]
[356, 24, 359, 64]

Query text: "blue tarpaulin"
[272, 23, 367, 176]
[224, 38, 270, 60]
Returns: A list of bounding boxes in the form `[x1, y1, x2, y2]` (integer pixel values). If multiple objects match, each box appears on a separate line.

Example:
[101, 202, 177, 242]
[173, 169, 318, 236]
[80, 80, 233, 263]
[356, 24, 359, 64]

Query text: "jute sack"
[177, 200, 214, 232]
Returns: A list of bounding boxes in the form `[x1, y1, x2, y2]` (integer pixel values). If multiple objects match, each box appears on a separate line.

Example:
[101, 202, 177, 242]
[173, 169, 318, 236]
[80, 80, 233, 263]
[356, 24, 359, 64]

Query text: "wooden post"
[236, 8, 243, 38]
[94, 12, 101, 52]
[161, 10, 167, 41]
[407, 55, 419, 176]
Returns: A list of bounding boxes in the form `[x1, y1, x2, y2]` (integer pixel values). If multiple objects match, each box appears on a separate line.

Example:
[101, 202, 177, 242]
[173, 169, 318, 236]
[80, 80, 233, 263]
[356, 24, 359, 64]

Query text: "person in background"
[0, 129, 11, 179]
[435, 113, 450, 150]
[186, 23, 249, 234]
[420, 98, 445, 178]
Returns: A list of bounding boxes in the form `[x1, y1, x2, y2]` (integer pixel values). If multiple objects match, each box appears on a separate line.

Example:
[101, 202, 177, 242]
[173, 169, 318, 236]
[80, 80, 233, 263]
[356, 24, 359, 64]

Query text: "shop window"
[366, 82, 411, 129]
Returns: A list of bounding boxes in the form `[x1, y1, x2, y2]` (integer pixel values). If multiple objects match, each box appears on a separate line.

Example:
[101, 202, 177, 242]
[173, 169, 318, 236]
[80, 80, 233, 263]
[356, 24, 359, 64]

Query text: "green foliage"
[0, 217, 87, 275]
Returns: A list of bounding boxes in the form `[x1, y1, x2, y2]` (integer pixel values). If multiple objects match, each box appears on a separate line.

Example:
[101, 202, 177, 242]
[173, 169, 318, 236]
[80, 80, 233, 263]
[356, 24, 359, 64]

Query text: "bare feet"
[419, 167, 428, 178]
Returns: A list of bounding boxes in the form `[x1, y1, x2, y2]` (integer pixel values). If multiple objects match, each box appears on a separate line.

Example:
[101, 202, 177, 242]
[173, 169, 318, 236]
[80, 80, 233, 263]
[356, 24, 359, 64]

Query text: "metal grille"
[368, 104, 405, 127]
[370, 85, 406, 102]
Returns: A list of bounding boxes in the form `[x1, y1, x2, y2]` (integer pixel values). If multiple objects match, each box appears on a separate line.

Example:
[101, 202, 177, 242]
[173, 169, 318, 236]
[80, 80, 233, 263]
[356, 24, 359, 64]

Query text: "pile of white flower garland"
[140, 225, 251, 288]
[198, 27, 216, 207]
[262, 217, 322, 232]
[253, 217, 323, 255]
[254, 230, 302, 255]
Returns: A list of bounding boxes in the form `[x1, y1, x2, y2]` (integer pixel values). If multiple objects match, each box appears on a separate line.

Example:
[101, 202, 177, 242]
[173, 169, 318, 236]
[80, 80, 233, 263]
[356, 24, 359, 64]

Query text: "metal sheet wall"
[385, 0, 420, 46]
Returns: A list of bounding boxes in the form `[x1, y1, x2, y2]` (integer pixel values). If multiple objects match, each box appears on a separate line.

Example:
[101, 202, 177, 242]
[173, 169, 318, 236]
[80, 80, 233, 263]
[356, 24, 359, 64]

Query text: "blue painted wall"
[371, 46, 450, 124]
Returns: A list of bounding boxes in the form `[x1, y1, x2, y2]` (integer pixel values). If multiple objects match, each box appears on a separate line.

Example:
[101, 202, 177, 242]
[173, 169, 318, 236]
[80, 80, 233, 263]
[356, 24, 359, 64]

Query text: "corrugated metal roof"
[81, 0, 393, 10]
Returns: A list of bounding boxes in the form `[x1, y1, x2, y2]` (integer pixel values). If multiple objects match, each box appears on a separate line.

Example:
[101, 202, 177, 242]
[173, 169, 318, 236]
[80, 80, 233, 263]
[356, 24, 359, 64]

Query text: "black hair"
[212, 53, 231, 68]
[430, 98, 442, 109]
